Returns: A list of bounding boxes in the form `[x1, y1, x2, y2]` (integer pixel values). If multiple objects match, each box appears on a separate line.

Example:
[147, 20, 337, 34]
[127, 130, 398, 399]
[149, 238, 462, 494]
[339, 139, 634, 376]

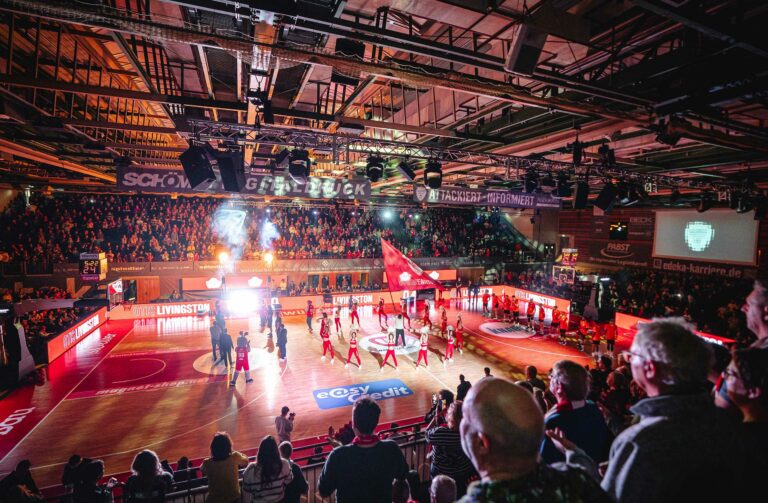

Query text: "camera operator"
[424, 389, 454, 425]
[276, 406, 295, 443]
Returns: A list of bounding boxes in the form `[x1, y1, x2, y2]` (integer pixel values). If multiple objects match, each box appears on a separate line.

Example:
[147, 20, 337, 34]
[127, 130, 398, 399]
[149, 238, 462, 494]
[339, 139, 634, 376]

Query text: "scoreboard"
[79, 252, 107, 282]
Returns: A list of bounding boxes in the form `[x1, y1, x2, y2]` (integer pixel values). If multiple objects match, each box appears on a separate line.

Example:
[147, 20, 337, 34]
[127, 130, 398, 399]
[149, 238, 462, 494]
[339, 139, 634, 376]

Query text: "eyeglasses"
[620, 350, 646, 363]
[722, 368, 741, 380]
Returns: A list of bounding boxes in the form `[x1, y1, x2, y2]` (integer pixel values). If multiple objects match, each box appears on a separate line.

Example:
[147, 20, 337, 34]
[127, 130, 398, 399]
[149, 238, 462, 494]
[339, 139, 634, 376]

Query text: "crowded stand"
[18, 306, 98, 363]
[0, 194, 534, 266]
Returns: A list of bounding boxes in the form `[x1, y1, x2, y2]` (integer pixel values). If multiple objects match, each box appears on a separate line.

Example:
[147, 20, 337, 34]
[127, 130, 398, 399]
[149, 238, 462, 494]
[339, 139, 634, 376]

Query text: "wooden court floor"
[0, 299, 627, 489]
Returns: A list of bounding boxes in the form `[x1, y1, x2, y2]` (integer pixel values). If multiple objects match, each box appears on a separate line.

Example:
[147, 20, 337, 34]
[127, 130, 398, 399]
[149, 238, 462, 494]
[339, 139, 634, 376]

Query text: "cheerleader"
[320, 313, 335, 363]
[444, 325, 455, 364]
[378, 297, 387, 328]
[439, 306, 448, 338]
[422, 301, 432, 329]
[333, 303, 343, 338]
[401, 299, 412, 329]
[455, 313, 464, 354]
[350, 300, 360, 325]
[415, 326, 430, 368]
[345, 328, 361, 369]
[380, 328, 398, 371]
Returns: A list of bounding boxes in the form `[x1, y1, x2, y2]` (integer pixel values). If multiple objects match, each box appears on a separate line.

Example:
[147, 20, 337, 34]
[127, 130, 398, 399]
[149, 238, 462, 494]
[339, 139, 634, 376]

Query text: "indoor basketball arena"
[0, 1, 766, 503]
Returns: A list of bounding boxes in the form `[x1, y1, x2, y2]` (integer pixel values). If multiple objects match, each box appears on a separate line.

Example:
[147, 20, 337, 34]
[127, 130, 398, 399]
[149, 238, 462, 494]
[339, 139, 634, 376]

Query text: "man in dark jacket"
[279, 442, 308, 503]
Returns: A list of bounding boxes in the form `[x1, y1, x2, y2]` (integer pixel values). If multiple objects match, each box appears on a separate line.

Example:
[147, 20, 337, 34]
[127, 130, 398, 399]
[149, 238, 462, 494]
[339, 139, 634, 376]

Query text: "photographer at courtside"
[275, 406, 295, 443]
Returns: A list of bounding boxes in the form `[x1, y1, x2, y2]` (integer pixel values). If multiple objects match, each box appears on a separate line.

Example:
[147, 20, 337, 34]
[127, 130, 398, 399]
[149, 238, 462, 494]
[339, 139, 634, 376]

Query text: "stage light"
[594, 181, 617, 212]
[366, 156, 385, 182]
[263, 251, 274, 265]
[227, 290, 259, 316]
[288, 149, 310, 184]
[382, 209, 393, 221]
[424, 160, 443, 189]
[313, 210, 318, 216]
[555, 172, 572, 198]
[248, 276, 263, 288]
[396, 160, 416, 181]
[218, 251, 230, 264]
[524, 170, 539, 193]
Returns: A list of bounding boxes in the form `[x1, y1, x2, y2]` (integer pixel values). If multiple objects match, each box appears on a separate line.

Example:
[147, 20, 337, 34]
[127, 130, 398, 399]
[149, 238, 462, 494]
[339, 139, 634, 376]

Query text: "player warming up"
[558, 311, 569, 345]
[345, 328, 361, 369]
[320, 313, 335, 364]
[415, 326, 430, 368]
[380, 328, 398, 371]
[230, 332, 253, 386]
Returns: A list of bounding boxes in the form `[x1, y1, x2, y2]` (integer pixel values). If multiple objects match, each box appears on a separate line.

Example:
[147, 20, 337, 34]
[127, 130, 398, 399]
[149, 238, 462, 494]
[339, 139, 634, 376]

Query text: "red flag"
[381, 239, 445, 291]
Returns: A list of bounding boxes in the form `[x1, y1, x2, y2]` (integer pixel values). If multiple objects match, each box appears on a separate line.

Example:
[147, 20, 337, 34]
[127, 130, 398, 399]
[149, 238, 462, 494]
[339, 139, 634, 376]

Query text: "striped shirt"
[241, 459, 293, 503]
[425, 426, 474, 476]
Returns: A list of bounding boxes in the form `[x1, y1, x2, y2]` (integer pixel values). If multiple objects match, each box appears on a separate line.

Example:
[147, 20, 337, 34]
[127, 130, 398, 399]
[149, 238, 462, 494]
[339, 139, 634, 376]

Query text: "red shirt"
[235, 347, 248, 363]
[559, 313, 569, 330]
[538, 306, 546, 321]
[579, 319, 589, 335]
[527, 302, 536, 315]
[482, 293, 490, 304]
[307, 305, 314, 317]
[605, 324, 616, 341]
[349, 338, 357, 349]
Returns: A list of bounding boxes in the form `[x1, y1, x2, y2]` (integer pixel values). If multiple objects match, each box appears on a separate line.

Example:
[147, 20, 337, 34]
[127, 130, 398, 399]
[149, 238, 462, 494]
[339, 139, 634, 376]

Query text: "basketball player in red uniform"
[400, 299, 412, 329]
[551, 307, 561, 338]
[491, 293, 500, 319]
[378, 297, 387, 328]
[350, 300, 360, 325]
[502, 294, 511, 322]
[455, 313, 464, 354]
[526, 301, 536, 332]
[578, 317, 590, 351]
[230, 332, 253, 386]
[380, 329, 398, 371]
[511, 296, 520, 325]
[415, 327, 430, 368]
[345, 329, 361, 369]
[444, 326, 455, 363]
[537, 303, 546, 332]
[482, 291, 490, 315]
[333, 303, 342, 337]
[591, 320, 603, 357]
[320, 313, 335, 363]
[306, 300, 315, 334]
[605, 319, 617, 355]
[558, 311, 569, 345]
[439, 306, 448, 338]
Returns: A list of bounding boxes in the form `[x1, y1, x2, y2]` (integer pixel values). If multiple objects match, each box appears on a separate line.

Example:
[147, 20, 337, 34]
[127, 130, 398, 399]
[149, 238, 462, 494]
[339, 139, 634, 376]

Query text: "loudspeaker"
[217, 150, 246, 192]
[180, 145, 217, 191]
[332, 38, 365, 86]
[594, 182, 617, 212]
[573, 181, 589, 209]
[504, 24, 548, 76]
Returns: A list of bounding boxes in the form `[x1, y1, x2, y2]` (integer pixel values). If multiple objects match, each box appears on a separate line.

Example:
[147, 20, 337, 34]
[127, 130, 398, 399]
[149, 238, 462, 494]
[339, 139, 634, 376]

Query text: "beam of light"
[260, 219, 280, 250]
[263, 252, 274, 265]
[226, 289, 259, 316]
[213, 206, 247, 264]
[218, 251, 230, 264]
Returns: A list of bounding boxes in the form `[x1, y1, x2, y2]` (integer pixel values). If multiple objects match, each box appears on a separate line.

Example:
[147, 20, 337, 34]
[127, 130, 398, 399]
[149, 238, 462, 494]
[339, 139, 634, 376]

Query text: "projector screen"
[653, 209, 758, 265]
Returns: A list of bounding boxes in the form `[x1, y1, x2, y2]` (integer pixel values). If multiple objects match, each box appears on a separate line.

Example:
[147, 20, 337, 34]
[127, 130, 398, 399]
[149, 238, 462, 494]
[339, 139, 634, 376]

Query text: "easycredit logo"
[312, 379, 412, 410]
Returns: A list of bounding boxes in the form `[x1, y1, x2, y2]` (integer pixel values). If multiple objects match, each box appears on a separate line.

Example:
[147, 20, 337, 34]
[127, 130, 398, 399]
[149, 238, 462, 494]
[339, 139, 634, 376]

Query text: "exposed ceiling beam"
[0, 138, 116, 182]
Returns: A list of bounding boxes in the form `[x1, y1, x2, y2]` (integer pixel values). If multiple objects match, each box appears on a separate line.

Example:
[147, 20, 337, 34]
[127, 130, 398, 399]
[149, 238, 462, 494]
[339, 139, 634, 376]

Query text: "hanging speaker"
[180, 145, 217, 191]
[216, 150, 246, 192]
[594, 182, 618, 212]
[504, 24, 548, 76]
[573, 181, 589, 209]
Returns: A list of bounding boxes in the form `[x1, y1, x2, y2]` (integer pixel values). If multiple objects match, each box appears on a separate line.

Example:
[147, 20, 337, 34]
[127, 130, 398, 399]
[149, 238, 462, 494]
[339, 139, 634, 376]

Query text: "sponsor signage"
[479, 322, 531, 339]
[312, 379, 413, 410]
[593, 213, 655, 239]
[117, 165, 371, 201]
[413, 185, 561, 209]
[47, 307, 108, 362]
[650, 257, 755, 279]
[586, 241, 652, 267]
[615, 312, 735, 346]
[0, 408, 35, 436]
[358, 333, 421, 355]
[107, 301, 214, 320]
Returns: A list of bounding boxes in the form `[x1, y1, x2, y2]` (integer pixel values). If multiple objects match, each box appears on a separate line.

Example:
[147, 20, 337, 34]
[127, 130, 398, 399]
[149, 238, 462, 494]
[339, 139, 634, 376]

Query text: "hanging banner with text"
[117, 166, 371, 200]
[412, 185, 562, 209]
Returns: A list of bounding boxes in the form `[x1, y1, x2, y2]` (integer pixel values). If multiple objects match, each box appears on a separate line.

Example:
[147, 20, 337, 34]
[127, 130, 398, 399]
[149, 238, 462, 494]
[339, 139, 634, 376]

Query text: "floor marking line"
[111, 358, 168, 384]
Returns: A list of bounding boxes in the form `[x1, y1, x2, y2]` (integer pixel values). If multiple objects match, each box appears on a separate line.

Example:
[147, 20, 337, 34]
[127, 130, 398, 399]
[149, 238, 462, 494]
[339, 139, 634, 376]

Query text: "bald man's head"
[460, 377, 544, 474]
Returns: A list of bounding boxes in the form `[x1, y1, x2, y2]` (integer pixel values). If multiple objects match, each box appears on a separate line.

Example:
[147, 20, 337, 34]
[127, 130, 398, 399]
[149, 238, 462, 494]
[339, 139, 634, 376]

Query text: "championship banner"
[381, 239, 446, 291]
[413, 184, 562, 209]
[117, 165, 371, 200]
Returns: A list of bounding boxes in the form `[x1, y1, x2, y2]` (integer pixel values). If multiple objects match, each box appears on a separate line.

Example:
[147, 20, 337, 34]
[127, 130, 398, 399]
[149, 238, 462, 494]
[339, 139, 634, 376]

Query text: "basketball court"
[0, 299, 631, 488]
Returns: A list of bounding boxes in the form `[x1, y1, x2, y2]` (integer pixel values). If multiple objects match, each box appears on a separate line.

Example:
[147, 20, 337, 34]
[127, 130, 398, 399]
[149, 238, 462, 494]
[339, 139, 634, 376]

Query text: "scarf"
[351, 433, 380, 447]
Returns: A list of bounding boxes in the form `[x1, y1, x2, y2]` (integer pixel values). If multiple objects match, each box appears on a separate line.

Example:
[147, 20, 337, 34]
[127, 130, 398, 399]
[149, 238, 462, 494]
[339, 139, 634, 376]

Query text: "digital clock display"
[80, 259, 101, 275]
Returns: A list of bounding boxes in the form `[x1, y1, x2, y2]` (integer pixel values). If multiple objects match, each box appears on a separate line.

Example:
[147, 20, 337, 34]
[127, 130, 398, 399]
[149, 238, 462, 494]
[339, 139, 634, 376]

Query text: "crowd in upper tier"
[0, 194, 532, 266]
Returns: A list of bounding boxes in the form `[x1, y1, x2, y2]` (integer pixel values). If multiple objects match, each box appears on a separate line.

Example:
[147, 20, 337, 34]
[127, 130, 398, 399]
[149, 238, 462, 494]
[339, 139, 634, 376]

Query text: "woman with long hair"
[241, 436, 293, 502]
[201, 432, 250, 503]
[425, 401, 477, 498]
[124, 450, 173, 503]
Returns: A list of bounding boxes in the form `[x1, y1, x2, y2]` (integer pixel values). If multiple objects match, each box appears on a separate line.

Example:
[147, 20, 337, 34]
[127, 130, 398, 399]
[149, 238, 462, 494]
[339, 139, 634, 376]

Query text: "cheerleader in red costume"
[439, 306, 448, 338]
[345, 328, 361, 369]
[423, 302, 432, 329]
[444, 325, 455, 364]
[350, 300, 360, 325]
[378, 298, 387, 328]
[401, 299, 412, 329]
[333, 304, 343, 338]
[415, 327, 430, 368]
[455, 313, 464, 354]
[380, 328, 398, 371]
[320, 313, 335, 363]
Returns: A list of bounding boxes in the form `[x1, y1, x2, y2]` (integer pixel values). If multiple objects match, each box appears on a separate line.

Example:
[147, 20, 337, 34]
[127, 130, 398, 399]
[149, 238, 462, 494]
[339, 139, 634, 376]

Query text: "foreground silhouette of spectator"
[242, 435, 292, 502]
[0, 460, 43, 503]
[318, 397, 408, 503]
[430, 475, 457, 503]
[278, 442, 308, 503]
[425, 401, 477, 497]
[458, 378, 611, 502]
[602, 318, 750, 503]
[201, 432, 249, 503]
[124, 450, 173, 503]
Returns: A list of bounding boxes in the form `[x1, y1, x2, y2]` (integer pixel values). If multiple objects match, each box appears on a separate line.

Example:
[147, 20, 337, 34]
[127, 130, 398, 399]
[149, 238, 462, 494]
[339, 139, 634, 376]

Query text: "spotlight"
[218, 251, 230, 264]
[555, 172, 572, 198]
[382, 209, 393, 220]
[288, 149, 310, 184]
[396, 160, 416, 181]
[263, 251, 274, 265]
[424, 159, 442, 189]
[524, 170, 539, 193]
[697, 192, 714, 213]
[366, 156, 385, 182]
[655, 119, 681, 146]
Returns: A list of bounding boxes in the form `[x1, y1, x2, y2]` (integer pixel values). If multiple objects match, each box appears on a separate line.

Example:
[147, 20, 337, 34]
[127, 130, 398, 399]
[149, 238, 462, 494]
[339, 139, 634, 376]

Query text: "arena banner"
[614, 312, 735, 346]
[313, 379, 413, 409]
[151, 262, 194, 274]
[586, 241, 653, 267]
[108, 263, 151, 277]
[413, 185, 562, 209]
[650, 257, 756, 279]
[47, 307, 108, 362]
[512, 287, 571, 323]
[117, 165, 372, 200]
[107, 300, 214, 320]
